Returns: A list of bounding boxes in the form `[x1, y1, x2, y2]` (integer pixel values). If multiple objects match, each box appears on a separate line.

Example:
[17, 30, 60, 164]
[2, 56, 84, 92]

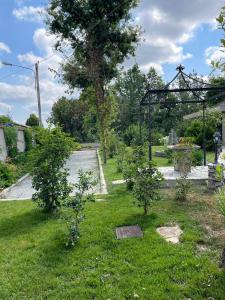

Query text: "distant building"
[0, 122, 29, 161]
[184, 101, 225, 146]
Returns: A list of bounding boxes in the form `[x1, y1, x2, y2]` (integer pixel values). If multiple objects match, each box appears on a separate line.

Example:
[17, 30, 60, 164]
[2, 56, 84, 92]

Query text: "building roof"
[0, 122, 29, 130]
[184, 100, 225, 120]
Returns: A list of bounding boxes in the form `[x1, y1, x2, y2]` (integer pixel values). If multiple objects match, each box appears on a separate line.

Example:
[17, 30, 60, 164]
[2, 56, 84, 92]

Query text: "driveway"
[1, 150, 101, 200]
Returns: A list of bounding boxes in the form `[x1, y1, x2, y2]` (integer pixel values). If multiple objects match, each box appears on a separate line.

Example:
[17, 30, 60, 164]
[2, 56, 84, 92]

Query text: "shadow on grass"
[0, 209, 53, 239]
[37, 233, 72, 267]
[118, 212, 158, 231]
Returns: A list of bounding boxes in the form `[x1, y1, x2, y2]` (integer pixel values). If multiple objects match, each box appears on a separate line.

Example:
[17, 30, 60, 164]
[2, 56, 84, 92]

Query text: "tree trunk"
[220, 245, 225, 268]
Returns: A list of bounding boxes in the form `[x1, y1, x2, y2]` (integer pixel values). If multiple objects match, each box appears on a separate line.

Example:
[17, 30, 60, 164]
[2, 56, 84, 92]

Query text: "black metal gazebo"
[140, 65, 225, 166]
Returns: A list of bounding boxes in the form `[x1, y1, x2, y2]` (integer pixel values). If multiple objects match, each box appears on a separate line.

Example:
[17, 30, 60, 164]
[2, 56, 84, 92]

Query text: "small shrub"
[175, 178, 191, 202]
[62, 170, 96, 247]
[165, 148, 173, 163]
[123, 124, 146, 146]
[175, 150, 192, 202]
[0, 161, 16, 189]
[133, 161, 164, 215]
[192, 150, 203, 166]
[115, 141, 126, 173]
[108, 132, 118, 158]
[152, 131, 164, 146]
[122, 145, 147, 190]
[30, 126, 75, 212]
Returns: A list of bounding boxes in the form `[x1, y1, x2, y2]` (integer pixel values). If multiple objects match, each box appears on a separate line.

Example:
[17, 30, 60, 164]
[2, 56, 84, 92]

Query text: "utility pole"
[2, 61, 43, 127]
[35, 62, 43, 127]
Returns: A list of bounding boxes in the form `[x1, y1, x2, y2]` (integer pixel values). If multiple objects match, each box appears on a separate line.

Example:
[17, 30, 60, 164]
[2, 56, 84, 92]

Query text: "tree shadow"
[117, 212, 158, 231]
[36, 233, 72, 267]
[0, 209, 54, 239]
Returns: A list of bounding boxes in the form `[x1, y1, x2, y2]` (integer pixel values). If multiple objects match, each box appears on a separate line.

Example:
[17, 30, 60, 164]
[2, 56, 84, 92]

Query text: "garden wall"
[0, 127, 27, 161]
[0, 128, 7, 161]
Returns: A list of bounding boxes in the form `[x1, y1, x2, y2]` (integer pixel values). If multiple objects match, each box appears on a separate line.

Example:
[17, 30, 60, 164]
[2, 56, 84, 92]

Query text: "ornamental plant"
[62, 170, 96, 247]
[122, 145, 147, 190]
[132, 161, 164, 215]
[30, 126, 75, 212]
[174, 149, 192, 202]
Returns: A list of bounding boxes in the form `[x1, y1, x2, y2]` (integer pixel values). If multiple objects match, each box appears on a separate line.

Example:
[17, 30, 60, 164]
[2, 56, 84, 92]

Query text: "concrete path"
[1, 150, 101, 201]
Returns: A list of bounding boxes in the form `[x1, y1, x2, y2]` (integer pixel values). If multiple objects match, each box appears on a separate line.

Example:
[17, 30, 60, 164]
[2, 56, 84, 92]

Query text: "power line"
[0, 68, 29, 81]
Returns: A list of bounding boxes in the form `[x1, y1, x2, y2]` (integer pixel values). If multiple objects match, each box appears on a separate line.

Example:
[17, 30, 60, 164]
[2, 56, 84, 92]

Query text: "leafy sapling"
[175, 150, 192, 202]
[133, 161, 164, 215]
[63, 170, 97, 247]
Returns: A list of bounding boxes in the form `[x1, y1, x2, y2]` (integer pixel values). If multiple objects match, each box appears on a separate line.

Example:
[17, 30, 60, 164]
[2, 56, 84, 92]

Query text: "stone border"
[0, 173, 30, 200]
[96, 149, 108, 195]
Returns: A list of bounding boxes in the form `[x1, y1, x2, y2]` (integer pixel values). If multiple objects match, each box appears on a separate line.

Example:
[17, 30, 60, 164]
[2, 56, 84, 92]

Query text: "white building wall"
[17, 129, 26, 153]
[0, 128, 7, 161]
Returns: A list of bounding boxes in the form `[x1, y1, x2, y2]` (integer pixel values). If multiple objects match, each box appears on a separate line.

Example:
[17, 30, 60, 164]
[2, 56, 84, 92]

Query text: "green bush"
[184, 111, 222, 150]
[4, 127, 17, 158]
[122, 145, 147, 190]
[192, 150, 203, 166]
[107, 132, 118, 158]
[0, 161, 16, 189]
[24, 128, 33, 151]
[152, 131, 164, 146]
[30, 126, 75, 212]
[115, 141, 127, 173]
[123, 124, 146, 146]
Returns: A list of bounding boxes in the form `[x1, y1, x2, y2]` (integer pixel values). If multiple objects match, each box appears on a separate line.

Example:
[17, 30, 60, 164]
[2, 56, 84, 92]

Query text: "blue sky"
[0, 0, 224, 124]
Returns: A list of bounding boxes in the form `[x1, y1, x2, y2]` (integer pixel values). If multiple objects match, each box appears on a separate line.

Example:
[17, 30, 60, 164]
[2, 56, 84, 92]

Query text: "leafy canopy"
[47, 0, 140, 89]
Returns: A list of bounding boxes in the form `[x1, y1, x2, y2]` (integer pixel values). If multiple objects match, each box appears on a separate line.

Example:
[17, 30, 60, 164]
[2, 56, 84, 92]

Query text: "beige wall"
[0, 128, 7, 161]
[17, 129, 26, 153]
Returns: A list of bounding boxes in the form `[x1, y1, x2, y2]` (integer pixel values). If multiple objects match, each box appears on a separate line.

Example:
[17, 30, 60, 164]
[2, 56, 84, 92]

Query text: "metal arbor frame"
[140, 65, 225, 166]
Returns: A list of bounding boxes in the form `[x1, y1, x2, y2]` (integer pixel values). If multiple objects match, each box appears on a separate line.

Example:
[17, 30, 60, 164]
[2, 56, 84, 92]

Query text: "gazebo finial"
[176, 64, 185, 72]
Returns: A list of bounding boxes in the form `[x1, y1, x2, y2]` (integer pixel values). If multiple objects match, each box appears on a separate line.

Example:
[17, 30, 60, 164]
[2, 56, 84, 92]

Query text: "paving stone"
[1, 150, 101, 200]
[95, 198, 106, 202]
[112, 179, 126, 185]
[116, 225, 143, 239]
[156, 225, 183, 244]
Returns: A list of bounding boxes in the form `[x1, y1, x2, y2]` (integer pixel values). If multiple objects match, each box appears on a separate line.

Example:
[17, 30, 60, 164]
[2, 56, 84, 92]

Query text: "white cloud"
[0, 101, 13, 114]
[0, 42, 11, 54]
[205, 46, 225, 65]
[130, 0, 224, 73]
[13, 6, 46, 23]
[0, 28, 76, 123]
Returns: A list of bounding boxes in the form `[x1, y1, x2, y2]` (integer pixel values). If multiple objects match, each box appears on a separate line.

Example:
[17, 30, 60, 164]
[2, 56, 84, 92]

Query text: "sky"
[0, 0, 225, 125]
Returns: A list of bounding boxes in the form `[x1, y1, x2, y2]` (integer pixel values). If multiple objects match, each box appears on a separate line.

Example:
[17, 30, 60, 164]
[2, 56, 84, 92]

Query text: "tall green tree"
[26, 114, 39, 127]
[114, 64, 147, 133]
[47, 0, 140, 163]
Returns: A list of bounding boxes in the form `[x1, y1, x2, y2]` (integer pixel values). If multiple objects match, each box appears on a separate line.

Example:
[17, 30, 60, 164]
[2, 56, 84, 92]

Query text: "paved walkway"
[1, 150, 101, 200]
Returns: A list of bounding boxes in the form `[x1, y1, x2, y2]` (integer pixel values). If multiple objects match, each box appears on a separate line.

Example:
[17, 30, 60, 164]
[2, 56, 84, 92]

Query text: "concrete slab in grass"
[116, 225, 143, 240]
[156, 225, 183, 244]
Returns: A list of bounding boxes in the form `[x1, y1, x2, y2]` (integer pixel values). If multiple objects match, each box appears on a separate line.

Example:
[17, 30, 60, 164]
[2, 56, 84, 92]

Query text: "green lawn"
[151, 146, 215, 167]
[0, 157, 224, 299]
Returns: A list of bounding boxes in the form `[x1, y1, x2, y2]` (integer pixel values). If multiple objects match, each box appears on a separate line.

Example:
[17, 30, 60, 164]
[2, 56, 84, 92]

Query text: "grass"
[0, 156, 225, 299]
[151, 145, 215, 167]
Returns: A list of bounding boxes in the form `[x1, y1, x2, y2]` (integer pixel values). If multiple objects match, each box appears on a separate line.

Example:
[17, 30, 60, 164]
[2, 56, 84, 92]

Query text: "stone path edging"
[0, 173, 30, 199]
[96, 149, 108, 195]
